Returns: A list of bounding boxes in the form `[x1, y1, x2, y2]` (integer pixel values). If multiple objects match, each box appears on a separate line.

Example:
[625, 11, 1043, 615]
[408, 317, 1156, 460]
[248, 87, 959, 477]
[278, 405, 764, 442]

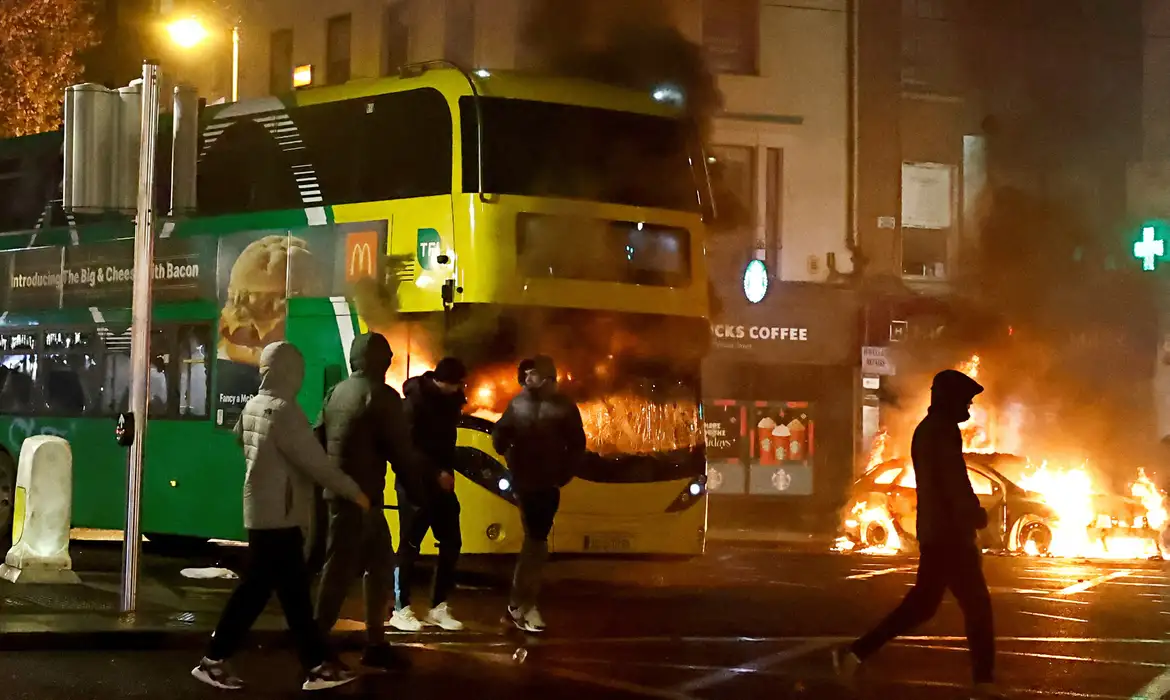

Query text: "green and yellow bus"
[0, 65, 710, 556]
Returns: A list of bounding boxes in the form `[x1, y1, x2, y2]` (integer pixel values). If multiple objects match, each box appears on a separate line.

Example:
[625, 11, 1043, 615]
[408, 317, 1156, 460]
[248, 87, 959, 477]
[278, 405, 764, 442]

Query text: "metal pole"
[231, 26, 240, 102]
[120, 61, 161, 614]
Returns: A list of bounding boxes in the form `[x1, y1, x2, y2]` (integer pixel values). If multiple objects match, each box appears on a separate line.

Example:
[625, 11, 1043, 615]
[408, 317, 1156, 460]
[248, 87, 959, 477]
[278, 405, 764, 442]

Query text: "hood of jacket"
[349, 332, 393, 378]
[258, 342, 304, 401]
[928, 369, 984, 424]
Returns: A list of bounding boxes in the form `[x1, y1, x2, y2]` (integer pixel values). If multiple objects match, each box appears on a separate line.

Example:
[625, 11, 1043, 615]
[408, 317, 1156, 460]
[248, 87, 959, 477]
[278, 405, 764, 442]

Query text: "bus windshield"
[460, 97, 701, 212]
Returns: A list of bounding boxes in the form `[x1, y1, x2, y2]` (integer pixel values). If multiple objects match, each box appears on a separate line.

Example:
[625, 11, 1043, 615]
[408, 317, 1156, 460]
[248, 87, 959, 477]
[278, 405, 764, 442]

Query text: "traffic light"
[1134, 220, 1169, 271]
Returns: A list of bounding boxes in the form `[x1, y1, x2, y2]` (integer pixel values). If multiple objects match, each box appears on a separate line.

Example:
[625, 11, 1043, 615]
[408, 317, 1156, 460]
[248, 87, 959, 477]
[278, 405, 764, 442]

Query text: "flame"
[865, 431, 888, 471]
[1133, 469, 1168, 531]
[843, 501, 903, 555]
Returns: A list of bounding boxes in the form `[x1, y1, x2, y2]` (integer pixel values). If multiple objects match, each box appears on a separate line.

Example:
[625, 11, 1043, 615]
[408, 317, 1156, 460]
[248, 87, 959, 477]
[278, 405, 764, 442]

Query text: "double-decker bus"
[0, 65, 710, 556]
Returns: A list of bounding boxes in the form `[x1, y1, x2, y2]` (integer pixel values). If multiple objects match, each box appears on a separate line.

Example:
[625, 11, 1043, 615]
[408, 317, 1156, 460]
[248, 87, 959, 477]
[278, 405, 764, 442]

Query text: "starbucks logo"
[708, 467, 724, 491]
[772, 468, 793, 492]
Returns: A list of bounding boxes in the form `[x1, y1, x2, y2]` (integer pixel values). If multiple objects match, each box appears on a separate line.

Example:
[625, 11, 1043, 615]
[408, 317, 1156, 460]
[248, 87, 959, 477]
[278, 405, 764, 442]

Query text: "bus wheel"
[0, 452, 13, 552]
[144, 533, 211, 553]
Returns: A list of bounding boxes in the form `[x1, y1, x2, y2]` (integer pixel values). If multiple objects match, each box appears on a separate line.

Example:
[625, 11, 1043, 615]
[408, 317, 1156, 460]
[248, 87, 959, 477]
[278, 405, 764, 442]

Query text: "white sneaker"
[508, 605, 546, 633]
[831, 646, 860, 687]
[425, 602, 465, 631]
[389, 606, 423, 632]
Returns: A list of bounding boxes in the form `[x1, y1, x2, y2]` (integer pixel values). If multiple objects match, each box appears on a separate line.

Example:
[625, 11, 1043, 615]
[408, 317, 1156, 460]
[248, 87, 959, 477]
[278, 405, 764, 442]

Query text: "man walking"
[390, 357, 468, 632]
[492, 355, 586, 633]
[314, 332, 431, 670]
[192, 342, 368, 692]
[834, 369, 1001, 699]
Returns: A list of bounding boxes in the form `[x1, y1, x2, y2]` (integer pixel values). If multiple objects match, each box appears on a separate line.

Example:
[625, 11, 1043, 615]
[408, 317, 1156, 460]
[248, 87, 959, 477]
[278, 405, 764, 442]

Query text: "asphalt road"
[4, 546, 1170, 699]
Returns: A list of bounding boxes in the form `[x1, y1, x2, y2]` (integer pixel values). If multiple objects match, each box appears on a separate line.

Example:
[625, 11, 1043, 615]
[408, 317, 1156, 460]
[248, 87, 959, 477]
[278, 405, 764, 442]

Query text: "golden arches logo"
[345, 231, 379, 281]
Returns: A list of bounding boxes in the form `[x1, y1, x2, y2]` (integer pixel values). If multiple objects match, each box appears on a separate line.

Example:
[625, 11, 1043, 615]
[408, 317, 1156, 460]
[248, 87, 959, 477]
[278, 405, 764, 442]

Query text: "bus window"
[0, 332, 38, 414]
[102, 327, 171, 417]
[178, 325, 210, 418]
[42, 330, 101, 416]
[197, 119, 302, 215]
[517, 215, 690, 287]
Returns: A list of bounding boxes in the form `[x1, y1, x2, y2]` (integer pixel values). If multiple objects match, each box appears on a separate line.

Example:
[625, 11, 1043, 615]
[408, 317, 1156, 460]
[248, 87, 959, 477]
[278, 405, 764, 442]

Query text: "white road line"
[1029, 596, 1092, 605]
[1055, 571, 1131, 596]
[673, 640, 832, 693]
[1133, 668, 1170, 700]
[1021, 611, 1089, 623]
[847, 565, 915, 580]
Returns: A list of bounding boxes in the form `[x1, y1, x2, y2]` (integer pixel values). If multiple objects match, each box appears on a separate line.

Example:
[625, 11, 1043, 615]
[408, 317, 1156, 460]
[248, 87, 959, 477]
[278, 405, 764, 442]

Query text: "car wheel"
[1011, 515, 1053, 556]
[862, 519, 890, 548]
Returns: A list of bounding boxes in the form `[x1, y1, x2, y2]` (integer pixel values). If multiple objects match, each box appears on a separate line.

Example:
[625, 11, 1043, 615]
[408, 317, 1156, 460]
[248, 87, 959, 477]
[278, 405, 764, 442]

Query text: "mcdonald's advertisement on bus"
[214, 221, 387, 427]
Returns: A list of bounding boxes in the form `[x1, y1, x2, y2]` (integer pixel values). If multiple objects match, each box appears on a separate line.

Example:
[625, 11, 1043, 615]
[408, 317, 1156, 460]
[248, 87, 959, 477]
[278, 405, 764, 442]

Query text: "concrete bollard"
[0, 436, 80, 584]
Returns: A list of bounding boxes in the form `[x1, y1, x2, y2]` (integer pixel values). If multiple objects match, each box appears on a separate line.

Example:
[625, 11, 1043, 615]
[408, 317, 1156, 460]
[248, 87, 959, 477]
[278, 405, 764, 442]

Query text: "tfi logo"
[417, 228, 442, 271]
[345, 231, 379, 281]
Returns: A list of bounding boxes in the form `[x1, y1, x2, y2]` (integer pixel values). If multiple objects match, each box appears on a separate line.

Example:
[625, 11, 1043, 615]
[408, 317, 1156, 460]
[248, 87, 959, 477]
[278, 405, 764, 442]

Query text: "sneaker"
[971, 682, 1009, 699]
[389, 606, 423, 632]
[831, 646, 861, 687]
[361, 643, 411, 672]
[508, 605, 546, 633]
[302, 662, 358, 691]
[425, 602, 465, 631]
[191, 657, 244, 690]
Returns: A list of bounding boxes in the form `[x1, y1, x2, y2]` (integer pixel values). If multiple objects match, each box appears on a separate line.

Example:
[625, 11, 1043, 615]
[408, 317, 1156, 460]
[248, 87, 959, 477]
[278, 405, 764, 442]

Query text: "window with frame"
[326, 14, 352, 85]
[269, 29, 294, 95]
[444, 0, 475, 68]
[42, 330, 102, 416]
[702, 0, 759, 76]
[0, 332, 38, 414]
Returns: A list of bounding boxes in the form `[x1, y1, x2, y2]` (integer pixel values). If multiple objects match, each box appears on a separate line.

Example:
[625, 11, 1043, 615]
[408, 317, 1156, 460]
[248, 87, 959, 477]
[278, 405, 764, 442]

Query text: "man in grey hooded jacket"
[192, 342, 370, 692]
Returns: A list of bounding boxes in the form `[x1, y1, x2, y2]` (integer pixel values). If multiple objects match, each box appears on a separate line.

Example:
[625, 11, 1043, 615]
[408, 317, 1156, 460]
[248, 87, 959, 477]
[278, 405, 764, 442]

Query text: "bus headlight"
[666, 476, 707, 512]
[498, 478, 512, 492]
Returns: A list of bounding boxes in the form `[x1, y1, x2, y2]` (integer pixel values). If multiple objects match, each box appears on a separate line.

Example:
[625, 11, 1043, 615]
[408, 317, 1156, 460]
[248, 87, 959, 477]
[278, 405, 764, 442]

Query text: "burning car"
[839, 452, 1165, 558]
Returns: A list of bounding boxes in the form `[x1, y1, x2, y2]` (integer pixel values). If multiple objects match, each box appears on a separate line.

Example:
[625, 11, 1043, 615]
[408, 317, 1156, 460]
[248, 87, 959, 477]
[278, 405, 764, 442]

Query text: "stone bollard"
[0, 436, 80, 584]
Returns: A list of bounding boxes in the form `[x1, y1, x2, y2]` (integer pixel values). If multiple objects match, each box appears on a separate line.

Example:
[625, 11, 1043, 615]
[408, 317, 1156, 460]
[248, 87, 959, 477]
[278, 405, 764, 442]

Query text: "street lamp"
[165, 16, 240, 102]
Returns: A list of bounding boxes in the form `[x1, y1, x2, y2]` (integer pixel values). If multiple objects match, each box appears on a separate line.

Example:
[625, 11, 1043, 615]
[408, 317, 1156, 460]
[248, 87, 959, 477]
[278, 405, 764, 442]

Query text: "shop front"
[703, 283, 859, 534]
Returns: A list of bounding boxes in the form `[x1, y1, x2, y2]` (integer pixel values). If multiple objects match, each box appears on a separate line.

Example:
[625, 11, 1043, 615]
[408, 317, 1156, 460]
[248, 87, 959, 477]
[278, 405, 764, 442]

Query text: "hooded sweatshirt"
[403, 371, 467, 476]
[235, 342, 364, 531]
[491, 357, 586, 492]
[317, 333, 431, 505]
[911, 369, 987, 545]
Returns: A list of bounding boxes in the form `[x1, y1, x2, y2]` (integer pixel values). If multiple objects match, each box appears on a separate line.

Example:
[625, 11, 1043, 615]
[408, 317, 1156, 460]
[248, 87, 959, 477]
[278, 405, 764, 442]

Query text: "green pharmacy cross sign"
[1135, 222, 1169, 271]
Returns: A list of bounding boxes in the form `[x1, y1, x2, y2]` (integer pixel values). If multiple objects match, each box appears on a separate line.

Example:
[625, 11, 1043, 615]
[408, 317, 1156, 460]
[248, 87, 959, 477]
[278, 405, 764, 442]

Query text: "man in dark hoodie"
[314, 332, 432, 671]
[834, 369, 1001, 699]
[492, 355, 585, 633]
[390, 357, 468, 632]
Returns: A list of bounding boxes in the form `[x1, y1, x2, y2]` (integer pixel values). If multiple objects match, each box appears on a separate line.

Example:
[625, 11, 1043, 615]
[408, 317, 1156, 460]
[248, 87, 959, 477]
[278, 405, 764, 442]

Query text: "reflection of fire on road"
[841, 354, 1170, 560]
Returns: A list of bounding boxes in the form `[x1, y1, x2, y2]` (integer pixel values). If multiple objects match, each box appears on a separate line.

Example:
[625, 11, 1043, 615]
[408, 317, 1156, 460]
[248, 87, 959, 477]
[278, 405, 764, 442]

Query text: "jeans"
[207, 528, 328, 671]
[314, 499, 395, 646]
[510, 487, 560, 613]
[395, 486, 462, 610]
[851, 541, 995, 683]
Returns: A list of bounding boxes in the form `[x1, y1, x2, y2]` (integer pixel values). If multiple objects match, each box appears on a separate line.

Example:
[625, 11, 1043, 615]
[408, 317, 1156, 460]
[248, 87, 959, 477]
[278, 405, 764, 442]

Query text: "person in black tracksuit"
[492, 355, 586, 633]
[314, 332, 434, 671]
[834, 369, 1001, 699]
[390, 357, 468, 632]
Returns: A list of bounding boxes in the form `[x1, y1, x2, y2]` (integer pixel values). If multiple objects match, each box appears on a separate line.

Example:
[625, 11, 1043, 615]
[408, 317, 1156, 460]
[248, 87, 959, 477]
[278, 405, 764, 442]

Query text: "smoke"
[518, 0, 749, 231]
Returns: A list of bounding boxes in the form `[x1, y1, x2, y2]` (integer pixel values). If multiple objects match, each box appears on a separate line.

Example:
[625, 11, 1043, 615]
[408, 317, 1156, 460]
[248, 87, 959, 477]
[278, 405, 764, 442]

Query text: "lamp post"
[167, 16, 240, 102]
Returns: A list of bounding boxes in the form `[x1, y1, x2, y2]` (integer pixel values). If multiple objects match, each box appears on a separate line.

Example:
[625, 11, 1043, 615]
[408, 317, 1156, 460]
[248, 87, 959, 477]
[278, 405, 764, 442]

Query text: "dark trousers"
[395, 487, 462, 609]
[851, 541, 995, 683]
[315, 499, 394, 646]
[207, 527, 328, 671]
[510, 487, 561, 612]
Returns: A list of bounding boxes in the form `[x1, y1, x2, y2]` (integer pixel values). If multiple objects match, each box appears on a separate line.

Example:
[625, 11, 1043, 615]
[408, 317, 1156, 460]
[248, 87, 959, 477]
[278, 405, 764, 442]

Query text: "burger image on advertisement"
[218, 235, 318, 365]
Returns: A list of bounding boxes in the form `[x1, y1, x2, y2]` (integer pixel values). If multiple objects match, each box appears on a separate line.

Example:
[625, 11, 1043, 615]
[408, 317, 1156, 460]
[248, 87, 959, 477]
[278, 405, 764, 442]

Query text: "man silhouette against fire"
[834, 369, 1001, 699]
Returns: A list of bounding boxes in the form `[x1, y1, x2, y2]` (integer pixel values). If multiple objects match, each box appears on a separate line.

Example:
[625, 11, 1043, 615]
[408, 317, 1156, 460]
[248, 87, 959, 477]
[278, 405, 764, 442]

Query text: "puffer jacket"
[403, 371, 466, 474]
[317, 333, 432, 506]
[236, 342, 364, 531]
[491, 382, 586, 492]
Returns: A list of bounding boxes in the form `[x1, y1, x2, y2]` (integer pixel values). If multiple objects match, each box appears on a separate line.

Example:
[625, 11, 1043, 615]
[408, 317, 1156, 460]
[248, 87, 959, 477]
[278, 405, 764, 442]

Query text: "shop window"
[902, 228, 948, 278]
[702, 0, 759, 75]
[701, 399, 816, 496]
[325, 14, 352, 85]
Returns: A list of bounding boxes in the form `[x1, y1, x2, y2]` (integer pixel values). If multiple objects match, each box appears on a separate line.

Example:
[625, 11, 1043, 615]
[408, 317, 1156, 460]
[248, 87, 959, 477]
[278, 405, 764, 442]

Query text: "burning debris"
[843, 354, 1169, 560]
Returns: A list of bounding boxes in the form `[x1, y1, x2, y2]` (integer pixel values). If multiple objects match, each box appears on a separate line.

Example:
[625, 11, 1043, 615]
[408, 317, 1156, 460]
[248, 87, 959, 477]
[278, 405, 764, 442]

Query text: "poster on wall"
[703, 399, 816, 497]
[213, 221, 387, 428]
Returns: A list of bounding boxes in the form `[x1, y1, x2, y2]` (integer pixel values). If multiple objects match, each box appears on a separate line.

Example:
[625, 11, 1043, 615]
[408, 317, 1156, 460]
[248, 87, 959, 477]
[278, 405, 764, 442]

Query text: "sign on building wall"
[902, 162, 954, 229]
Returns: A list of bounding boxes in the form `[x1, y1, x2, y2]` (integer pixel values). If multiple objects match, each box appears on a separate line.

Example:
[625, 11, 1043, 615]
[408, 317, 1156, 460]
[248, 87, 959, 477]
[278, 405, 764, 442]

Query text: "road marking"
[1054, 571, 1131, 596]
[847, 565, 915, 580]
[673, 640, 832, 693]
[902, 679, 1129, 699]
[1029, 596, 1091, 605]
[1021, 611, 1089, 624]
[1132, 668, 1170, 699]
[543, 665, 695, 700]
